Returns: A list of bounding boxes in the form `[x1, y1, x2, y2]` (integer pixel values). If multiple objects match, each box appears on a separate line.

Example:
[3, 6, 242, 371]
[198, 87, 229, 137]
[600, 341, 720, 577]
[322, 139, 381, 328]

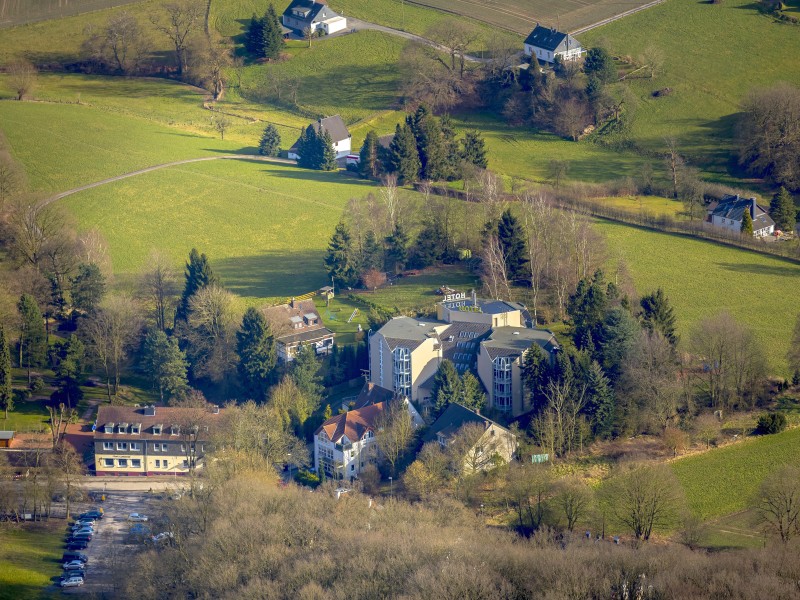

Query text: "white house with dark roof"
[368, 293, 558, 416]
[282, 0, 347, 35]
[523, 24, 582, 64]
[708, 195, 775, 237]
[262, 298, 335, 362]
[288, 115, 352, 160]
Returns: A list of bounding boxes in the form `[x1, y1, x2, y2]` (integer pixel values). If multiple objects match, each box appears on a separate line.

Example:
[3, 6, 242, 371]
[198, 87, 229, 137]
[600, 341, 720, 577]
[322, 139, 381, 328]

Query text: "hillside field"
[598, 220, 800, 374]
[60, 159, 382, 303]
[582, 0, 800, 183]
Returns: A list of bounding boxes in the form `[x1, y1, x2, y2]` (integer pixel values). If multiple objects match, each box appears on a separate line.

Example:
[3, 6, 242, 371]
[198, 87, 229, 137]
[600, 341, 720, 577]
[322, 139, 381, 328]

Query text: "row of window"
[102, 458, 190, 469]
[101, 442, 203, 452]
[458, 331, 480, 339]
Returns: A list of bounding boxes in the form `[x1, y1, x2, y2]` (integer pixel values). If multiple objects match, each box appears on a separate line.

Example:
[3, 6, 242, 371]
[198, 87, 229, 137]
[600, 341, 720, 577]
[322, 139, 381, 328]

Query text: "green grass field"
[60, 159, 380, 302]
[598, 220, 800, 374]
[594, 195, 685, 217]
[583, 0, 800, 182]
[358, 266, 479, 314]
[672, 428, 800, 520]
[0, 525, 63, 600]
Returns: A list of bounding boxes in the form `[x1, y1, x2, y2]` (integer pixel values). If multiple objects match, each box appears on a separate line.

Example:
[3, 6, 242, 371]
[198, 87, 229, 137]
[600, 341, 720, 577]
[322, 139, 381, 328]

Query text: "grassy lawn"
[0, 396, 51, 434]
[0, 525, 64, 600]
[356, 266, 479, 314]
[582, 0, 800, 182]
[60, 159, 384, 303]
[701, 510, 764, 550]
[314, 296, 370, 346]
[597, 220, 800, 374]
[671, 428, 800, 520]
[594, 195, 685, 218]
[239, 30, 408, 125]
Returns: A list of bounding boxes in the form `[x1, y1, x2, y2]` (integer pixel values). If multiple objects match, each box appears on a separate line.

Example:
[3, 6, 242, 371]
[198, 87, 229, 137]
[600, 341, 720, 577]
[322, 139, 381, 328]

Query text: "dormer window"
[153, 425, 163, 435]
[104, 423, 114, 434]
[303, 313, 317, 326]
[131, 423, 141, 435]
[437, 433, 449, 448]
[171, 426, 179, 436]
[117, 423, 128, 434]
[290, 315, 303, 329]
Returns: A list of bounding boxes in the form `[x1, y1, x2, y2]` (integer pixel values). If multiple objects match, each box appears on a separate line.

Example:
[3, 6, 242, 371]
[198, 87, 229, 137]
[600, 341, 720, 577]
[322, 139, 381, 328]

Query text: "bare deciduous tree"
[553, 477, 592, 531]
[189, 36, 232, 100]
[5, 59, 37, 100]
[150, 0, 204, 76]
[608, 464, 684, 541]
[105, 12, 149, 74]
[375, 399, 416, 476]
[53, 445, 85, 520]
[139, 250, 178, 331]
[755, 465, 800, 543]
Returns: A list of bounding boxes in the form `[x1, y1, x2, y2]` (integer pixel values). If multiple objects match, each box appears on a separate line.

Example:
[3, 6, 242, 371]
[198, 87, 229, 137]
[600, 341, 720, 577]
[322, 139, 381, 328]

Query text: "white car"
[128, 513, 148, 522]
[61, 576, 84, 588]
[63, 560, 86, 570]
[151, 532, 174, 543]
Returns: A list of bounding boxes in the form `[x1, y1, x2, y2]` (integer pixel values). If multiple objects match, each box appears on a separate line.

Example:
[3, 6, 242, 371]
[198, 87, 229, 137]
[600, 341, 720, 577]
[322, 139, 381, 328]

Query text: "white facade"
[315, 428, 378, 480]
[710, 214, 774, 237]
[524, 44, 582, 63]
[321, 16, 347, 35]
[332, 136, 351, 159]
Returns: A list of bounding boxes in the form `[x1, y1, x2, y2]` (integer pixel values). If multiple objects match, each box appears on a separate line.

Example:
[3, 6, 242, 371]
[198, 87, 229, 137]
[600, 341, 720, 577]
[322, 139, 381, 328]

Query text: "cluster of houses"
[93, 292, 557, 481]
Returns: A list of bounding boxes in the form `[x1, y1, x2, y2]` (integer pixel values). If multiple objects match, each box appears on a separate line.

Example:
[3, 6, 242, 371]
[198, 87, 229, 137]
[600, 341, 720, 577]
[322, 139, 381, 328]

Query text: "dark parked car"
[78, 509, 103, 520]
[60, 569, 86, 581]
[67, 533, 92, 543]
[66, 540, 89, 550]
[62, 552, 88, 564]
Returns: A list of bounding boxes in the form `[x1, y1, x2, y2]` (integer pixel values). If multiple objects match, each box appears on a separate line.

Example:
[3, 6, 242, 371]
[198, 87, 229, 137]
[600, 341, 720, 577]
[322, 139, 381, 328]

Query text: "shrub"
[294, 469, 321, 488]
[756, 412, 787, 435]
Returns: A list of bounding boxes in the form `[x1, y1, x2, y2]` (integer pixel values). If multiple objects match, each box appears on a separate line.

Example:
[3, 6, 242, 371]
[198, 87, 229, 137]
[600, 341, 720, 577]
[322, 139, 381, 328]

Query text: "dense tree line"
[243, 4, 284, 60]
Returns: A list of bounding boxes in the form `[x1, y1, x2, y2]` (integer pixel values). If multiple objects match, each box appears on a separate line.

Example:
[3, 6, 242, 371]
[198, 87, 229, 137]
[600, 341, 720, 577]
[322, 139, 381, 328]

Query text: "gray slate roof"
[482, 326, 559, 360]
[712, 195, 775, 231]
[376, 316, 446, 350]
[423, 403, 509, 443]
[290, 115, 350, 151]
[524, 25, 581, 53]
[283, 0, 340, 26]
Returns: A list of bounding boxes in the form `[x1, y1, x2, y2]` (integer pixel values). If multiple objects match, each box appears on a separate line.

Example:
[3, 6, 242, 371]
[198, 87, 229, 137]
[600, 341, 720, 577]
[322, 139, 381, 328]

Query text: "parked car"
[63, 560, 86, 570]
[62, 552, 88, 564]
[66, 540, 89, 551]
[60, 569, 85, 581]
[60, 576, 84, 588]
[71, 523, 94, 532]
[78, 509, 103, 520]
[129, 523, 150, 536]
[128, 513, 148, 522]
[150, 532, 174, 544]
[71, 519, 94, 528]
[68, 533, 92, 543]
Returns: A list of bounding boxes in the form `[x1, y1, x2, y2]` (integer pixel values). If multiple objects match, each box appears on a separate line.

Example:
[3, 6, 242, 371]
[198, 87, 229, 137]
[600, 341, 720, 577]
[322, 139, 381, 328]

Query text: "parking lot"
[52, 488, 166, 595]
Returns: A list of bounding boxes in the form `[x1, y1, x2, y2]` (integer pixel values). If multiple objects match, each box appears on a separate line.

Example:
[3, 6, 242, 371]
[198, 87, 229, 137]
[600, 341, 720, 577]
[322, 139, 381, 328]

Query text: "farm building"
[288, 115, 352, 160]
[708, 195, 775, 237]
[0, 431, 15, 448]
[282, 0, 347, 36]
[262, 298, 335, 362]
[523, 24, 582, 63]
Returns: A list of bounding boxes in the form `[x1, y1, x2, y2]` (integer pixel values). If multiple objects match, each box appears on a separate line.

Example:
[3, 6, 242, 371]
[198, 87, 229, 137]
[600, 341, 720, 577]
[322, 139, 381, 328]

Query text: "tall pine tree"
[640, 288, 677, 346]
[244, 13, 265, 57]
[384, 225, 409, 274]
[431, 360, 462, 416]
[521, 343, 550, 412]
[497, 209, 529, 283]
[259, 124, 281, 156]
[360, 230, 384, 272]
[387, 123, 420, 184]
[177, 249, 217, 322]
[18, 294, 47, 385]
[741, 207, 754, 235]
[236, 307, 277, 400]
[291, 344, 324, 414]
[359, 130, 381, 179]
[319, 129, 337, 171]
[142, 330, 189, 404]
[585, 360, 614, 438]
[770, 186, 796, 232]
[325, 221, 359, 287]
[0, 324, 12, 419]
[297, 125, 321, 170]
[460, 371, 486, 412]
[461, 130, 488, 169]
[262, 4, 284, 60]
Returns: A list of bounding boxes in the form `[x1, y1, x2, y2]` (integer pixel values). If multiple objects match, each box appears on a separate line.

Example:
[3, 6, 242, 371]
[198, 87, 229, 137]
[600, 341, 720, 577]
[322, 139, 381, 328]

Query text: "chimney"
[750, 197, 757, 220]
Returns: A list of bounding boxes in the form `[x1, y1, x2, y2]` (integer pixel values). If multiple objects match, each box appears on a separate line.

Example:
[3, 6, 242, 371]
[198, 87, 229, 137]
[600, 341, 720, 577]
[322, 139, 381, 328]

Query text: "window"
[103, 442, 113, 451]
[155, 460, 161, 468]
[163, 461, 168, 468]
[116, 442, 128, 451]
[393, 346, 411, 397]
[117, 425, 127, 434]
[182, 460, 188, 468]
[437, 433, 449, 448]
[131, 426, 140, 434]
[104, 458, 114, 467]
[493, 356, 513, 412]
[130, 443, 141, 451]
[104, 425, 113, 434]
[200, 445, 205, 452]
[131, 459, 141, 468]
[153, 443, 160, 452]
[170, 426, 179, 436]
[350, 465, 355, 472]
[161, 443, 168, 452]
[153, 426, 162, 435]
[118, 459, 128, 467]
[180, 444, 186, 452]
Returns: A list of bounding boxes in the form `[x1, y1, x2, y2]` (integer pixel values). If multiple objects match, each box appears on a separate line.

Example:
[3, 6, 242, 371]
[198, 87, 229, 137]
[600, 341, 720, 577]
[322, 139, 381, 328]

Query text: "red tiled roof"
[316, 402, 386, 444]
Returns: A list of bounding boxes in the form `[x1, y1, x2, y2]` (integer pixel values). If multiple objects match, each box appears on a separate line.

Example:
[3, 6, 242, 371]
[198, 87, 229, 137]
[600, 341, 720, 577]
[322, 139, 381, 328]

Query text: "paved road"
[45, 154, 297, 206]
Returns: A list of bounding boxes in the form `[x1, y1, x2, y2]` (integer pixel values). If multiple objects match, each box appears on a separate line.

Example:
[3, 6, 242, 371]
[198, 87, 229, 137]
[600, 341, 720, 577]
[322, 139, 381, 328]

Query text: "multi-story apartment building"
[369, 293, 558, 417]
[93, 404, 222, 476]
[314, 402, 385, 480]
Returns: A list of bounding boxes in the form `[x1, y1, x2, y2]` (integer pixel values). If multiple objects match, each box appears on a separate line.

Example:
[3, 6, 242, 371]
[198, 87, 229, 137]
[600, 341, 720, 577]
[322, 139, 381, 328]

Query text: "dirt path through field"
[45, 154, 297, 205]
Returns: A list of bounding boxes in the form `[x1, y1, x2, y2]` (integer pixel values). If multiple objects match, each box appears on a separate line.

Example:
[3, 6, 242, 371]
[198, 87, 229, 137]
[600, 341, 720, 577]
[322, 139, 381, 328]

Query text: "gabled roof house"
[523, 24, 582, 63]
[262, 298, 335, 362]
[282, 0, 347, 35]
[708, 194, 775, 237]
[288, 115, 352, 160]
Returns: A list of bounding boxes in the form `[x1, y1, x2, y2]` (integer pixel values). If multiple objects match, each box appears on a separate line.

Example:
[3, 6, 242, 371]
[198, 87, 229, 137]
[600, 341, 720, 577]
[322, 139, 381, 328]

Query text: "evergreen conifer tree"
[319, 129, 337, 171]
[71, 263, 106, 315]
[325, 221, 358, 287]
[262, 4, 284, 60]
[359, 130, 381, 179]
[360, 230, 384, 272]
[259, 124, 281, 156]
[17, 294, 47, 385]
[244, 13, 265, 57]
[387, 124, 421, 183]
[639, 288, 678, 346]
[460, 372, 486, 412]
[177, 249, 217, 322]
[461, 130, 488, 169]
[291, 344, 324, 413]
[384, 225, 409, 274]
[497, 209, 530, 283]
[431, 360, 462, 416]
[236, 307, 277, 400]
[297, 125, 320, 170]
[142, 330, 189, 404]
[741, 207, 754, 235]
[585, 360, 614, 438]
[51, 335, 84, 408]
[521, 343, 549, 412]
[0, 325, 13, 419]
[411, 217, 444, 268]
[770, 186, 796, 232]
